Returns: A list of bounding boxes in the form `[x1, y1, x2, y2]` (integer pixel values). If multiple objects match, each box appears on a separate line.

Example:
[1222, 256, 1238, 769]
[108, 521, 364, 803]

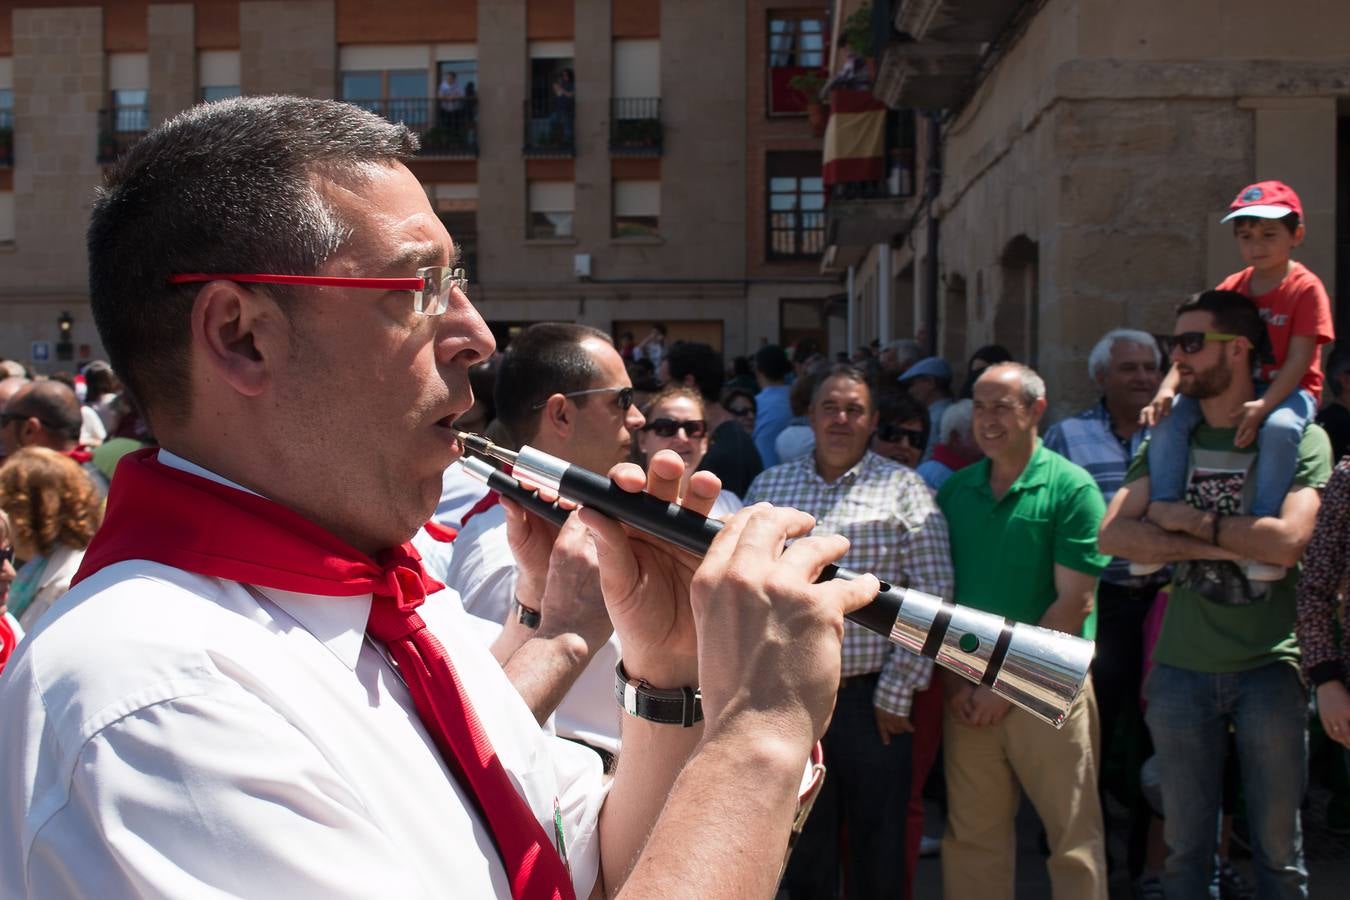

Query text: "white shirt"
[0, 452, 605, 899]
[14, 542, 86, 632]
[444, 503, 623, 754]
[433, 460, 491, 530]
[444, 504, 517, 625]
[78, 406, 106, 447]
[710, 489, 745, 520]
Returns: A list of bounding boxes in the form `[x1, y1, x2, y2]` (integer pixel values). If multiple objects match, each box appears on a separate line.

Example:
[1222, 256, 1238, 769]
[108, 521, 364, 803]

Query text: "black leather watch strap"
[515, 599, 541, 629]
[614, 660, 703, 727]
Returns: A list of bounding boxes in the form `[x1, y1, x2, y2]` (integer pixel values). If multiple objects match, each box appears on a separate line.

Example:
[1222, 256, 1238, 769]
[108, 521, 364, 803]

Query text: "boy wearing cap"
[1137, 181, 1334, 582]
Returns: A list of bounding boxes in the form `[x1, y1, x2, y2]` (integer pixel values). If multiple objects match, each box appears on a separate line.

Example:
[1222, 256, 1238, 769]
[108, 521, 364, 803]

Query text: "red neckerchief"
[460, 490, 502, 527]
[66, 447, 93, 464]
[422, 520, 459, 543]
[0, 615, 15, 675]
[73, 449, 575, 900]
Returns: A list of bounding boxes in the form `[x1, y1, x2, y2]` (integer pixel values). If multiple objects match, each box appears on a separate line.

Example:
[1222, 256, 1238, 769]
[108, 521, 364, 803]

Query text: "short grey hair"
[937, 398, 973, 443]
[979, 362, 1045, 405]
[1087, 329, 1161, 381]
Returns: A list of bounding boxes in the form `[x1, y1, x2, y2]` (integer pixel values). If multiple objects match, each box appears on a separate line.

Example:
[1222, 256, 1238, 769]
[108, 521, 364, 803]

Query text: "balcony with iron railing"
[609, 98, 662, 156]
[523, 88, 575, 157]
[822, 107, 919, 267]
[97, 106, 149, 163]
[351, 97, 479, 157]
[0, 110, 12, 167]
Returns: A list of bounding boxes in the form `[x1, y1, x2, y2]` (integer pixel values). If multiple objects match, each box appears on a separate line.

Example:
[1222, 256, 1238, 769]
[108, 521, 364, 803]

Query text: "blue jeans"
[1148, 388, 1316, 517]
[1144, 662, 1308, 899]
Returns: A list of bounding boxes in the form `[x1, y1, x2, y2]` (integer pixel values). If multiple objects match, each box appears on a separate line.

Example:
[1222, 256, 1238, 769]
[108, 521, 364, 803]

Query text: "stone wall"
[239, 1, 336, 98]
[0, 6, 107, 367]
[918, 0, 1348, 421]
[148, 4, 196, 127]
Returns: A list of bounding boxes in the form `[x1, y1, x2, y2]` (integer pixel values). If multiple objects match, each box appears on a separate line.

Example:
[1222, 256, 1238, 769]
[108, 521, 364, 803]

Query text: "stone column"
[240, 1, 336, 99]
[659, 0, 745, 280]
[475, 0, 528, 283]
[149, 4, 197, 127]
[572, 0, 611, 256]
[3, 6, 105, 293]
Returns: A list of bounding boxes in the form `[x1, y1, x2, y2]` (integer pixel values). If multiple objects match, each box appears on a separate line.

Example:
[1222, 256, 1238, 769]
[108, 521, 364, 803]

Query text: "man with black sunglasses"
[1100, 289, 1331, 899]
[446, 321, 645, 758]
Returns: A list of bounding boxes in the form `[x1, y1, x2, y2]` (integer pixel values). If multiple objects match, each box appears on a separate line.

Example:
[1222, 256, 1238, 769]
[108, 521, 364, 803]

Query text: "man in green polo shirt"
[1099, 290, 1329, 899]
[936, 361, 1109, 900]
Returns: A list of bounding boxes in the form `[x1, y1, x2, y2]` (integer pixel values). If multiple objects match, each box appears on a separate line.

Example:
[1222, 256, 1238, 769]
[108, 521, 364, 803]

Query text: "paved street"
[911, 785, 1350, 899]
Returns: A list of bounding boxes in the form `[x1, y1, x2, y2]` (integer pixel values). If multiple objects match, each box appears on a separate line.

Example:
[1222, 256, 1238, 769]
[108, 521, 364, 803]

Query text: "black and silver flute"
[454, 434, 1094, 729]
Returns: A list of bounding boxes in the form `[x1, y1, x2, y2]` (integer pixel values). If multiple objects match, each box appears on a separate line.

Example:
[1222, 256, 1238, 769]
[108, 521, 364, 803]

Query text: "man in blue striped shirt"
[1043, 327, 1161, 885]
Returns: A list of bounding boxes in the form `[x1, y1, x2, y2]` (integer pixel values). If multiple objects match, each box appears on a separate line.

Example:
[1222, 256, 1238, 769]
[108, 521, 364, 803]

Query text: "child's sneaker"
[1244, 561, 1287, 582]
[1129, 561, 1166, 577]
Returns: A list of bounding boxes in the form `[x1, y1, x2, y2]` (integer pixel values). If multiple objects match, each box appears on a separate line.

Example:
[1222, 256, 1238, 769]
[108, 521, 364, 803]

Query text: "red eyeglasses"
[168, 266, 468, 316]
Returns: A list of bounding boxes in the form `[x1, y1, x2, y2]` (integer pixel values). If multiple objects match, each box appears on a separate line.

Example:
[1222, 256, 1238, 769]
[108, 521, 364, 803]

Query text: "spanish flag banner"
[822, 89, 887, 186]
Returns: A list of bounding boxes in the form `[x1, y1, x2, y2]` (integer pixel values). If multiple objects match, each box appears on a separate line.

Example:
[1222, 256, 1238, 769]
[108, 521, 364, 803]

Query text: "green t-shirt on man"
[937, 441, 1110, 638]
[1123, 422, 1333, 674]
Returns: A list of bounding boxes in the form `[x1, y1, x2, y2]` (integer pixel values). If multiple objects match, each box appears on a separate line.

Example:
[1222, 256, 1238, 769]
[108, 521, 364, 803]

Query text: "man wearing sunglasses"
[446, 321, 644, 757]
[1100, 289, 1331, 900]
[0, 97, 881, 899]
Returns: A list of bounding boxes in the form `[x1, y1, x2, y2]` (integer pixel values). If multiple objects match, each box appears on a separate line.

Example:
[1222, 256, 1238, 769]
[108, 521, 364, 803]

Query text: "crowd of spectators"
[0, 107, 1346, 900]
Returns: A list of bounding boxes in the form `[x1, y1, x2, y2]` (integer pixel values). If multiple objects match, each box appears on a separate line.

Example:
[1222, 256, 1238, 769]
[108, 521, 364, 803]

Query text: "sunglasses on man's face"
[727, 405, 755, 418]
[877, 424, 926, 447]
[532, 386, 636, 412]
[643, 417, 708, 438]
[1167, 331, 1239, 355]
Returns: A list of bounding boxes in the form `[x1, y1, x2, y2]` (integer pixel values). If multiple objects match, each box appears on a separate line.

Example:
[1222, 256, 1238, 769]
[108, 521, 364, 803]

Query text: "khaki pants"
[940, 681, 1106, 900]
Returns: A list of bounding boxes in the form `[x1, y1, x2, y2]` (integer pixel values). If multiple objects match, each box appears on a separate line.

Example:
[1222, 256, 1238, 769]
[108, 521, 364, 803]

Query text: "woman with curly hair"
[0, 446, 104, 630]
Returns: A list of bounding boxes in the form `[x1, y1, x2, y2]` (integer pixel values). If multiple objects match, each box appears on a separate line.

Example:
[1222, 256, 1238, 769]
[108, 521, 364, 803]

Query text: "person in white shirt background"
[0, 96, 876, 899]
[445, 321, 645, 759]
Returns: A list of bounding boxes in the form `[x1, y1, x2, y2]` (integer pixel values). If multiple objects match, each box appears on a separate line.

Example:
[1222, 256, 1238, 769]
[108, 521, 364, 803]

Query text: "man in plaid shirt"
[748, 365, 954, 900]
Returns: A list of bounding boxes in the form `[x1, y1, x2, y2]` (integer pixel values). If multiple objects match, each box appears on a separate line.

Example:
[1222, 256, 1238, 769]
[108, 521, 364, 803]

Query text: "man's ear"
[18, 416, 41, 447]
[540, 394, 572, 439]
[190, 281, 285, 398]
[1029, 396, 1048, 426]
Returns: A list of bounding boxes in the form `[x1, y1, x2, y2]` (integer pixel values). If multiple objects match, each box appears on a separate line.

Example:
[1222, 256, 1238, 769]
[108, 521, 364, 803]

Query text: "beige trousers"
[940, 681, 1106, 900]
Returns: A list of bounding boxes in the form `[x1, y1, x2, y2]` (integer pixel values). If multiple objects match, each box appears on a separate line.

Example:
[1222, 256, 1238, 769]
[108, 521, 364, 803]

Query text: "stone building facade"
[0, 0, 833, 371]
[826, 0, 1350, 419]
